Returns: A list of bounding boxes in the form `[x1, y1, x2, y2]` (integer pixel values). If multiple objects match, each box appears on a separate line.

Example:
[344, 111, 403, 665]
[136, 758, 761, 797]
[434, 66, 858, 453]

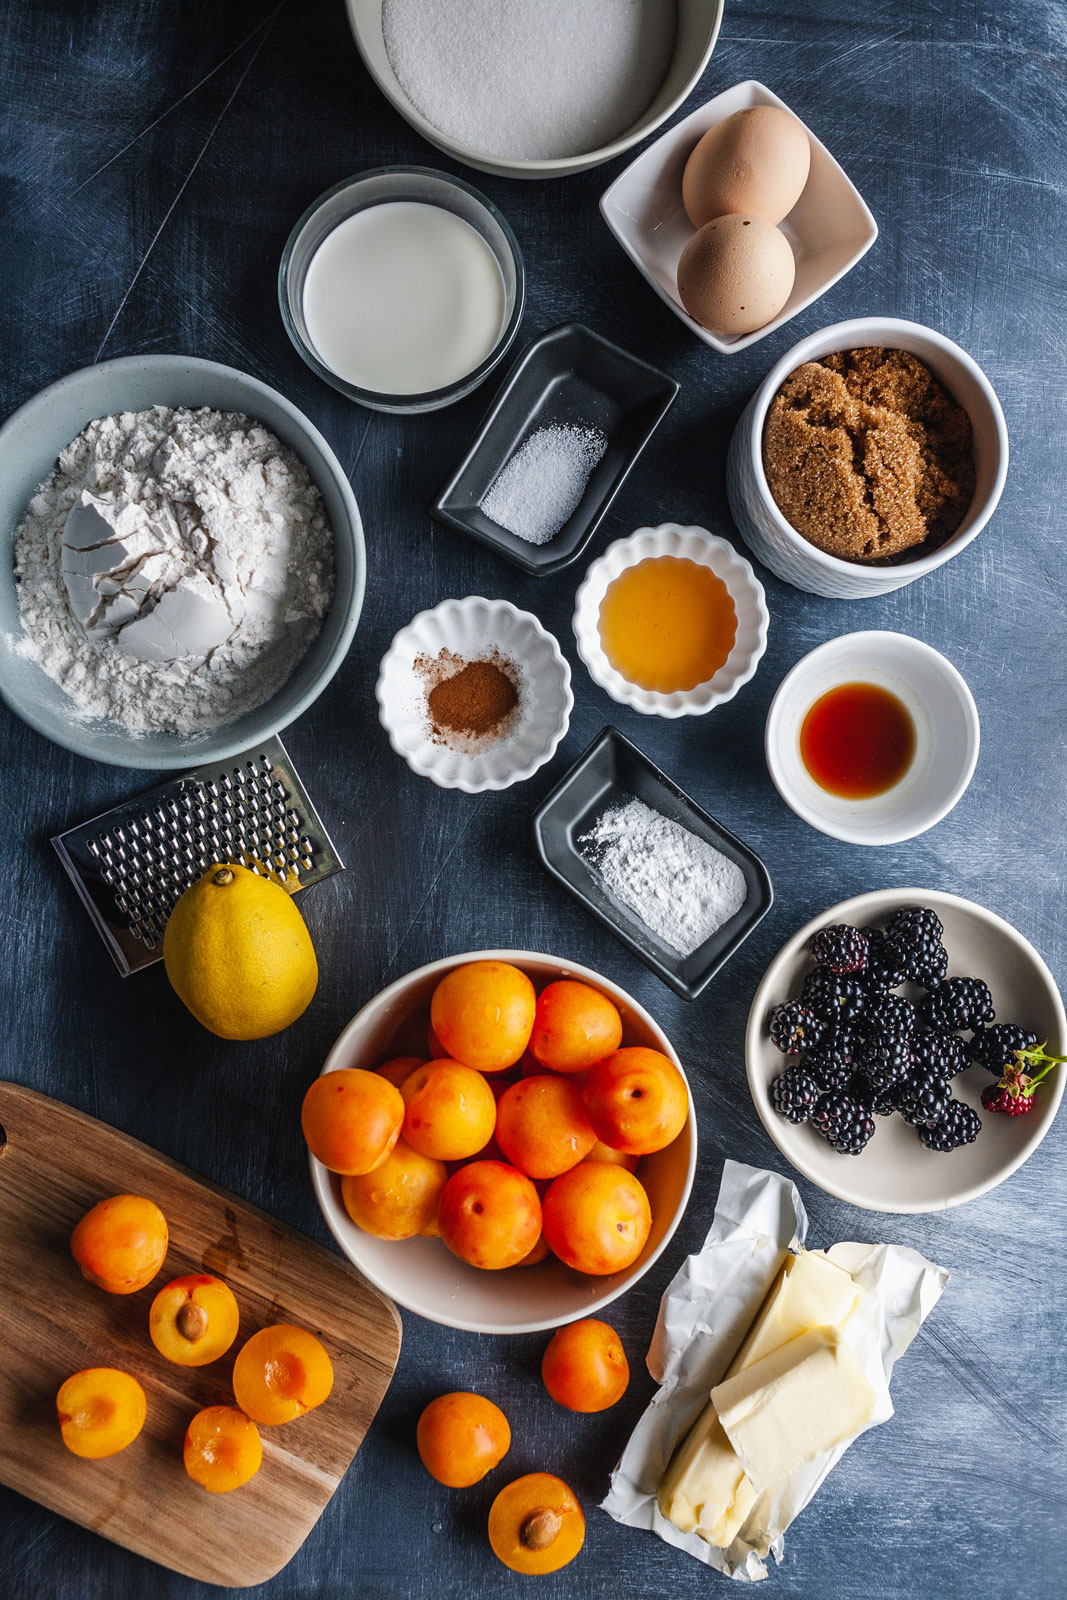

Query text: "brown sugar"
[415, 648, 521, 749]
[762, 347, 975, 563]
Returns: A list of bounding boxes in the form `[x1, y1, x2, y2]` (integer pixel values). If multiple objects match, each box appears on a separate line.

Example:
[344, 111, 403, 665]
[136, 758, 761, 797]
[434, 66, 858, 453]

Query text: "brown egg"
[682, 106, 811, 228]
[677, 215, 795, 337]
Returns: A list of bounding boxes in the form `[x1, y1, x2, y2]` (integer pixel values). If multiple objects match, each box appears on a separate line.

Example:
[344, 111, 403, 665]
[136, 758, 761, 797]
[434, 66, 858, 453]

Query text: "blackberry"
[863, 991, 918, 1038]
[887, 906, 944, 945]
[896, 1067, 953, 1128]
[812, 1093, 876, 1155]
[771, 1066, 822, 1124]
[810, 924, 869, 975]
[981, 1081, 1036, 1117]
[849, 1072, 899, 1117]
[921, 977, 995, 1033]
[969, 1023, 1039, 1074]
[917, 1100, 982, 1152]
[911, 1029, 970, 1080]
[802, 967, 867, 1025]
[860, 927, 907, 993]
[769, 1002, 826, 1055]
[804, 1026, 860, 1093]
[859, 1033, 913, 1092]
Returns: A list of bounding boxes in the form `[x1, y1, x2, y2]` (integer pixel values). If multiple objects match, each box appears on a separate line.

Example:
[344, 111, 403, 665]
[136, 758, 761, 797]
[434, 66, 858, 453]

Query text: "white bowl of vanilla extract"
[764, 630, 981, 846]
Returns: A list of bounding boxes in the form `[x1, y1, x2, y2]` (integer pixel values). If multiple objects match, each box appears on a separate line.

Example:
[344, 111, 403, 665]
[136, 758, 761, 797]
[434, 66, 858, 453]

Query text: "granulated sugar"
[580, 797, 748, 957]
[480, 425, 607, 545]
[382, 0, 677, 162]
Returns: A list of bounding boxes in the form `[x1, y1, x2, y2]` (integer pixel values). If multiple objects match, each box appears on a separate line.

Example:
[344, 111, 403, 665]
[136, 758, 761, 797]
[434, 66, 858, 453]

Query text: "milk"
[301, 201, 506, 395]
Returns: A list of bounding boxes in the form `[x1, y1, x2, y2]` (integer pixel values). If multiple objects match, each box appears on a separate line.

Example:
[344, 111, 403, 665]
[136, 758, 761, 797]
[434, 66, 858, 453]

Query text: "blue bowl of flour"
[0, 354, 365, 769]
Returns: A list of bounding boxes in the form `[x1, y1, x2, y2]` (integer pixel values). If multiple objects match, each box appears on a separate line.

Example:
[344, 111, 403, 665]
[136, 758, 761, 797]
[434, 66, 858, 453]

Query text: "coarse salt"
[480, 424, 607, 546]
[580, 797, 748, 958]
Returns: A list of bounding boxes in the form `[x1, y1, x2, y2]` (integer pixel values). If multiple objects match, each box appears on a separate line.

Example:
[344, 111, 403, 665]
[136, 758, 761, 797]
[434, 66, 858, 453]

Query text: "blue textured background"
[1, 2, 1065, 1596]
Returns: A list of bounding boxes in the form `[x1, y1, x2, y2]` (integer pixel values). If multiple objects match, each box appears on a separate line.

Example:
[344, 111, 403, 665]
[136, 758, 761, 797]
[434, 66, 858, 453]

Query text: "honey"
[598, 557, 737, 693]
[800, 682, 916, 799]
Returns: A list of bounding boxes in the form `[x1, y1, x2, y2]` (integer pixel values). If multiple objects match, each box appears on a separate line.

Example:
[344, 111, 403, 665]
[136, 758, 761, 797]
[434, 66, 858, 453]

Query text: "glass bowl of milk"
[280, 167, 525, 413]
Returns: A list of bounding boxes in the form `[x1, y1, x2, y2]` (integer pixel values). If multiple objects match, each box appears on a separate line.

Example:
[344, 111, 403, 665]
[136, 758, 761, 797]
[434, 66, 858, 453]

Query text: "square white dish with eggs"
[599, 80, 878, 355]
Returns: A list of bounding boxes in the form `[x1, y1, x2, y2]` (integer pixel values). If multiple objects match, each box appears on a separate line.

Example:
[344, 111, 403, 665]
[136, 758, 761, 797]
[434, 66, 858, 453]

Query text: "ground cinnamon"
[425, 655, 519, 741]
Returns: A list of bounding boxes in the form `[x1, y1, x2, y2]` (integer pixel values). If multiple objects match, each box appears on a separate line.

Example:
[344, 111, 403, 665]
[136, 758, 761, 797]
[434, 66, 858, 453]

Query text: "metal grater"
[52, 735, 344, 977]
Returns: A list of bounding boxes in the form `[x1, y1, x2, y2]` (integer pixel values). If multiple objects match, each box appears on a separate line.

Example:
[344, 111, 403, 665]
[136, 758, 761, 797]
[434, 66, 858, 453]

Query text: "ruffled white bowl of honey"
[572, 523, 768, 716]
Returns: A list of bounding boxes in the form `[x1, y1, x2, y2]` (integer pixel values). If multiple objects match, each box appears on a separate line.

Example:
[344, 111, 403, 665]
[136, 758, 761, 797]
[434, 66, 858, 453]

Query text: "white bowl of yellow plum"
[306, 951, 696, 1333]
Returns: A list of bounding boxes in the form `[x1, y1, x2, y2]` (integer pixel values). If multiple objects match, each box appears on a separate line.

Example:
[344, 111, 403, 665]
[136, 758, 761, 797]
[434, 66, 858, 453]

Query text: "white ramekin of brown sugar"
[725, 317, 1008, 599]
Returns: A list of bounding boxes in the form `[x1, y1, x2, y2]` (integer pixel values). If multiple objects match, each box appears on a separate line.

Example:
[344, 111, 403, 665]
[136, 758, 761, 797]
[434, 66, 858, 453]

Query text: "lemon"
[163, 863, 318, 1040]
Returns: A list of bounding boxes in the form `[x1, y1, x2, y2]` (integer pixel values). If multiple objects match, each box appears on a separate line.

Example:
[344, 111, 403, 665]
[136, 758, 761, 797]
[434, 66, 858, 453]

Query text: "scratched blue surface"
[1, 3, 1066, 1597]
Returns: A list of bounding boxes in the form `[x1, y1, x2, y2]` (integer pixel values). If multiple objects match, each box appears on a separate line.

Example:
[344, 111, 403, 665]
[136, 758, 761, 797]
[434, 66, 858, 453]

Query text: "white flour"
[581, 797, 748, 957]
[382, 0, 677, 162]
[13, 406, 334, 735]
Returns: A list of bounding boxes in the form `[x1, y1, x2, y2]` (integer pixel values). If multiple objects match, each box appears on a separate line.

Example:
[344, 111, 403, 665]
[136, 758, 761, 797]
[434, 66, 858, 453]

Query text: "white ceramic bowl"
[746, 890, 1066, 1213]
[599, 80, 877, 356]
[310, 950, 697, 1333]
[376, 596, 572, 791]
[344, 0, 723, 180]
[726, 317, 1009, 597]
[0, 355, 365, 769]
[572, 523, 768, 717]
[764, 631, 980, 846]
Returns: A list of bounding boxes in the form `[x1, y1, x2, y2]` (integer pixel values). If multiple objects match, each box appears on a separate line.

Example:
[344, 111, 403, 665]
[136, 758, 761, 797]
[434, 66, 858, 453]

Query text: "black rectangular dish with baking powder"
[533, 726, 773, 1000]
[430, 323, 678, 576]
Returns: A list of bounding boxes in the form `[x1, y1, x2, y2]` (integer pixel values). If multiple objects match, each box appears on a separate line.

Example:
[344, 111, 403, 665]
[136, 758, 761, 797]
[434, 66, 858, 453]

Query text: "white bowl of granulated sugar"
[0, 355, 365, 769]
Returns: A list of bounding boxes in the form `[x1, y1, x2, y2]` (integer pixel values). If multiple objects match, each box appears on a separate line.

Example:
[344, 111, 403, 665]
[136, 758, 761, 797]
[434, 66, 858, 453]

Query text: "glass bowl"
[278, 166, 525, 414]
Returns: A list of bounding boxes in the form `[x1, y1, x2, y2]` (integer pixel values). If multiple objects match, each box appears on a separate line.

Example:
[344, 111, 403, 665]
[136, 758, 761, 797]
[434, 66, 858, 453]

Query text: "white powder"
[382, 0, 677, 162]
[580, 797, 748, 957]
[13, 406, 334, 736]
[480, 425, 607, 546]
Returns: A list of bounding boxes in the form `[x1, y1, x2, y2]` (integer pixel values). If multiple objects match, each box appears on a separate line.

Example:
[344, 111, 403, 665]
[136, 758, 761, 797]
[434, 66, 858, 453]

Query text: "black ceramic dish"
[430, 323, 678, 576]
[533, 727, 773, 1001]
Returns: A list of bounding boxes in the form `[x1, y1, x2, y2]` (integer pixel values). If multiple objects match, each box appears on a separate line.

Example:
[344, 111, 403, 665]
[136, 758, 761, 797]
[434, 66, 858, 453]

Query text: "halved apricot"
[488, 1473, 585, 1575]
[437, 1161, 541, 1270]
[541, 1319, 629, 1412]
[184, 1405, 262, 1492]
[57, 1368, 146, 1459]
[231, 1324, 333, 1425]
[70, 1194, 168, 1295]
[401, 1060, 497, 1162]
[528, 981, 623, 1074]
[416, 1391, 510, 1487]
[301, 1068, 404, 1175]
[581, 1047, 688, 1155]
[430, 961, 535, 1073]
[149, 1274, 240, 1367]
[495, 1076, 596, 1180]
[542, 1162, 651, 1276]
[341, 1139, 447, 1239]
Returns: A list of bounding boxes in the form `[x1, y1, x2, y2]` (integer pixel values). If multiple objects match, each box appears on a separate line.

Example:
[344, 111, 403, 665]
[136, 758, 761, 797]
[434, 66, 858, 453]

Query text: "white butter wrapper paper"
[601, 1160, 949, 1581]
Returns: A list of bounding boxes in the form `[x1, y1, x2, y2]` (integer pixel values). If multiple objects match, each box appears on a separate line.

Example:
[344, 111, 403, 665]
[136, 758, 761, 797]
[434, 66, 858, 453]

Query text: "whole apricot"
[377, 1055, 425, 1088]
[150, 1274, 240, 1367]
[583, 1139, 638, 1173]
[517, 1233, 550, 1267]
[541, 1319, 629, 1412]
[184, 1405, 262, 1492]
[57, 1368, 146, 1459]
[581, 1047, 688, 1155]
[232, 1324, 334, 1425]
[495, 1076, 596, 1180]
[430, 961, 535, 1073]
[341, 1139, 447, 1240]
[301, 1068, 404, 1176]
[416, 1391, 511, 1487]
[401, 1060, 497, 1162]
[437, 1161, 542, 1271]
[542, 1162, 651, 1276]
[488, 1473, 585, 1575]
[528, 981, 623, 1074]
[427, 1024, 449, 1058]
[70, 1194, 168, 1295]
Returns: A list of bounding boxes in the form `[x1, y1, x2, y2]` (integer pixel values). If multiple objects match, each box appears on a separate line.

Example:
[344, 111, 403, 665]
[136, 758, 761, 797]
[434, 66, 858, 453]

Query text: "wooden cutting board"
[0, 1081, 402, 1588]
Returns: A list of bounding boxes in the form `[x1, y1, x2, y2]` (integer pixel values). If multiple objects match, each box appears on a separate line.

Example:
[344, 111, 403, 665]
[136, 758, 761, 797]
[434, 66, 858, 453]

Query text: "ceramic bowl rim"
[743, 316, 1009, 576]
[375, 595, 574, 792]
[310, 947, 698, 1332]
[745, 890, 1066, 1213]
[763, 629, 981, 845]
[572, 523, 769, 716]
